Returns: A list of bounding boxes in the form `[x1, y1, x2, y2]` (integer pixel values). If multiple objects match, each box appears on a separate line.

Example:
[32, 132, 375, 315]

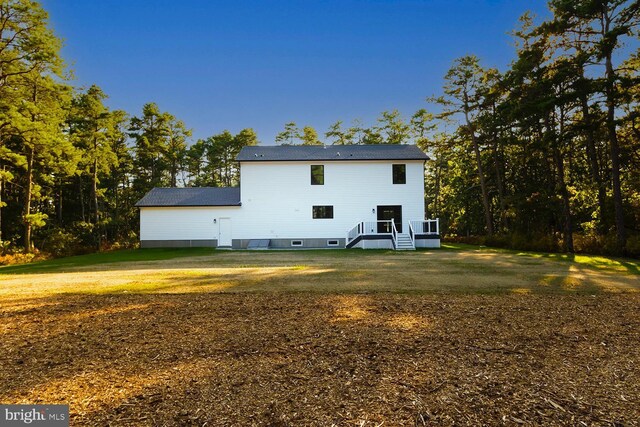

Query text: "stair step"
[393, 233, 415, 250]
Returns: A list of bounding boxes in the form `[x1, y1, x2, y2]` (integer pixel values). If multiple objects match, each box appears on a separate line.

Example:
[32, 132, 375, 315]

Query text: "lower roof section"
[135, 187, 241, 207]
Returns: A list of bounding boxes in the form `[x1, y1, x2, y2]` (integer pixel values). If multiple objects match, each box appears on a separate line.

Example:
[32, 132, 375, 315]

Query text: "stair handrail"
[408, 221, 416, 246]
[391, 218, 398, 249]
[347, 221, 363, 243]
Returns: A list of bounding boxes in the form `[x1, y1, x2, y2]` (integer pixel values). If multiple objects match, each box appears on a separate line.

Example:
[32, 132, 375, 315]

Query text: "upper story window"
[311, 165, 324, 185]
[393, 164, 406, 184]
[313, 205, 334, 219]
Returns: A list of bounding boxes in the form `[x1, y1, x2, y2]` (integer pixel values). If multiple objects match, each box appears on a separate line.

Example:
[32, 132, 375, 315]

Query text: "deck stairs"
[395, 233, 415, 250]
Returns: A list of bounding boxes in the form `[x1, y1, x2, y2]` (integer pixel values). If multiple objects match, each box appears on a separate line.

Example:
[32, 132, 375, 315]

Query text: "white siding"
[416, 238, 441, 248]
[139, 206, 240, 241]
[140, 160, 426, 242]
[237, 160, 425, 239]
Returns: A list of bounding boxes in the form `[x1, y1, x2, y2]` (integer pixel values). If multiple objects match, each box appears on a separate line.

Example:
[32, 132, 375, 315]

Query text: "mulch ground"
[1, 293, 639, 426]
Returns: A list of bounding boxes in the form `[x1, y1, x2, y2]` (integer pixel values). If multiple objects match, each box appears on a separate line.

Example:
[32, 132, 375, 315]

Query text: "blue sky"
[43, 0, 551, 144]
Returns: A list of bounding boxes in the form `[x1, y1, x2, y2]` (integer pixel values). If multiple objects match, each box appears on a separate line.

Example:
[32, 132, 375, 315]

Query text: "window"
[327, 240, 339, 246]
[311, 165, 324, 185]
[291, 240, 303, 247]
[393, 164, 406, 184]
[313, 205, 334, 219]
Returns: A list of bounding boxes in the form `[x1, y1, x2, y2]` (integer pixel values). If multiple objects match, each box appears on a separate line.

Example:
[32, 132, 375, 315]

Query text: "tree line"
[434, 0, 639, 256]
[1, 0, 638, 258]
[274, 109, 431, 146]
[0, 0, 256, 255]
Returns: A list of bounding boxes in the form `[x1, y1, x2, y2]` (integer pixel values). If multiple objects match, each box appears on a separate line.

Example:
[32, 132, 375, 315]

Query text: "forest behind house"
[0, 0, 638, 262]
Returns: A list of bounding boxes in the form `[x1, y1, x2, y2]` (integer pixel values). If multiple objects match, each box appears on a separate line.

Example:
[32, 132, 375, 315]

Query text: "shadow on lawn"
[1, 293, 639, 425]
[3, 246, 639, 297]
[0, 249, 402, 275]
[524, 252, 640, 276]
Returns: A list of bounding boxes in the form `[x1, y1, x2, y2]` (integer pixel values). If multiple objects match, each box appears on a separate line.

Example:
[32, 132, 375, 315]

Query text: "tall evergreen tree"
[437, 55, 495, 236]
[0, 0, 75, 251]
[376, 110, 412, 144]
[301, 126, 322, 145]
[548, 0, 640, 251]
[129, 103, 189, 193]
[275, 122, 300, 145]
[70, 86, 117, 223]
[325, 120, 353, 145]
[166, 119, 190, 188]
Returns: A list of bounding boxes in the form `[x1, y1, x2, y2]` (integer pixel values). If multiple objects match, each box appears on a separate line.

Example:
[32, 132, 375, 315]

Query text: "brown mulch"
[1, 293, 639, 426]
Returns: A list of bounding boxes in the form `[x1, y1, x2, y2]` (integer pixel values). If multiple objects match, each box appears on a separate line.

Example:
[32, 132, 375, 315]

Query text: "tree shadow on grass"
[0, 249, 403, 276]
[2, 248, 639, 300]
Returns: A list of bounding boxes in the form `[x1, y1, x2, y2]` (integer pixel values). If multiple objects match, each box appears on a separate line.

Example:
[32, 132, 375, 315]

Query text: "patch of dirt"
[1, 293, 639, 426]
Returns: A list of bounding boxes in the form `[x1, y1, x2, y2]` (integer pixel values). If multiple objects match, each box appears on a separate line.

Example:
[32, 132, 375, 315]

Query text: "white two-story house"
[136, 144, 440, 250]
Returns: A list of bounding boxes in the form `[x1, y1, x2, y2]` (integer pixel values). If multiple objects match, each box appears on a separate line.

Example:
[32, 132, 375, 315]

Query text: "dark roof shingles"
[236, 144, 428, 162]
[135, 187, 241, 207]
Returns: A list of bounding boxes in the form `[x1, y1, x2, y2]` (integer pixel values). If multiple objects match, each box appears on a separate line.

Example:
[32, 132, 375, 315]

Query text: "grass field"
[1, 246, 639, 425]
[1, 244, 639, 297]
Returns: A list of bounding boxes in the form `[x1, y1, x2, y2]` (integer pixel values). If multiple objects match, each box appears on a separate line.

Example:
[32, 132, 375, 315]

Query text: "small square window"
[313, 205, 334, 219]
[327, 240, 339, 246]
[311, 165, 324, 185]
[393, 164, 406, 184]
[291, 240, 303, 247]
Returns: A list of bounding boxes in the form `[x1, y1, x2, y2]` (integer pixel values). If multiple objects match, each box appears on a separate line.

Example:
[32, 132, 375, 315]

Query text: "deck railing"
[348, 218, 439, 248]
[346, 220, 394, 243]
[347, 223, 361, 242]
[409, 219, 440, 235]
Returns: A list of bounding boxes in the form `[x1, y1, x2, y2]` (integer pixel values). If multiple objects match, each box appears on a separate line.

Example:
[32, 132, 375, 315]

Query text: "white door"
[218, 218, 232, 247]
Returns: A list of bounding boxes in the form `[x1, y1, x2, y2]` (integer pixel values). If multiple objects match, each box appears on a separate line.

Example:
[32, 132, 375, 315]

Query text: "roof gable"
[236, 144, 428, 162]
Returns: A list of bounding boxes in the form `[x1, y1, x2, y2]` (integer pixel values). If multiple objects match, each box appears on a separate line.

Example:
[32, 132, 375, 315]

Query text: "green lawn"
[0, 247, 217, 274]
[1, 244, 638, 298]
[2, 243, 638, 275]
[449, 243, 640, 275]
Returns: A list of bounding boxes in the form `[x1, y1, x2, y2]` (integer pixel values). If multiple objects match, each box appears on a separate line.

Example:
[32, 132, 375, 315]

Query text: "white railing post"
[391, 219, 397, 249]
[408, 221, 415, 246]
